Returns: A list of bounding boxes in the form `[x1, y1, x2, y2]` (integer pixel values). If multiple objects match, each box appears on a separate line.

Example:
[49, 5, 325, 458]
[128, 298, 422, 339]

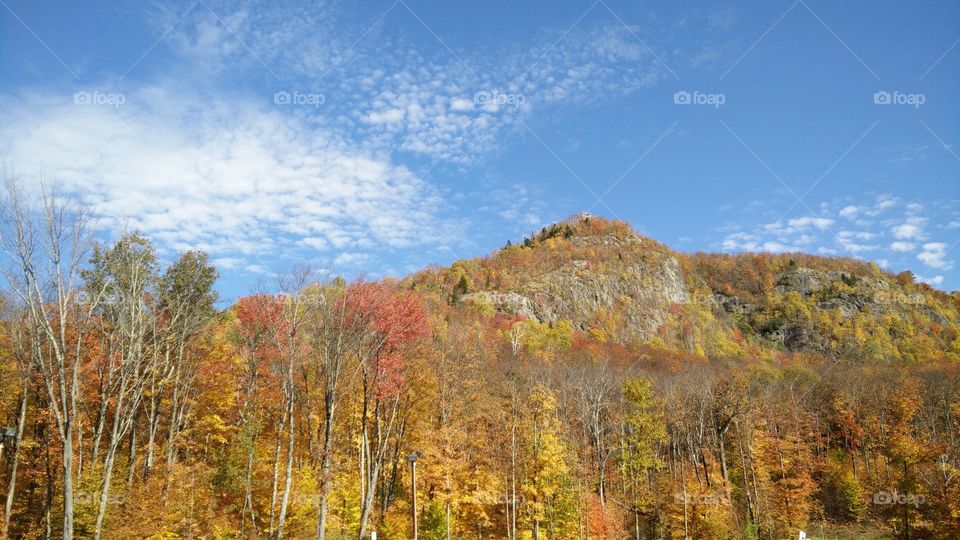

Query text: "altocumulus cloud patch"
[0, 91, 450, 265]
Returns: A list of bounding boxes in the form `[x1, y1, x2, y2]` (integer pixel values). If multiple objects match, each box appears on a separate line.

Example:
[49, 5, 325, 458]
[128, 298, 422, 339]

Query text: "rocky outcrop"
[447, 218, 958, 358]
[775, 267, 894, 318]
[463, 248, 690, 341]
[459, 291, 548, 321]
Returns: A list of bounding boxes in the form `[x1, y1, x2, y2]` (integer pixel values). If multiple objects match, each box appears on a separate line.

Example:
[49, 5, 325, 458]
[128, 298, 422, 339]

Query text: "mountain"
[6, 210, 960, 539]
[408, 214, 960, 363]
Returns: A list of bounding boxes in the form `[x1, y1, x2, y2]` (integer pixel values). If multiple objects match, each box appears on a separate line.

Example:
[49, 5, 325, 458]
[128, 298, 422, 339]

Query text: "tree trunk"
[242, 433, 259, 536]
[93, 441, 120, 540]
[2, 382, 29, 539]
[276, 393, 295, 539]
[126, 418, 138, 489]
[315, 392, 337, 540]
[269, 414, 284, 539]
[142, 376, 164, 480]
[62, 421, 74, 540]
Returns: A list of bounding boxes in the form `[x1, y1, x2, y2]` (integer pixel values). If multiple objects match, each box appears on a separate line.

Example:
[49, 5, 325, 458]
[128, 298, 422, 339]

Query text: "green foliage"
[521, 386, 578, 539]
[418, 500, 448, 540]
[821, 453, 865, 523]
[621, 377, 666, 471]
[519, 319, 573, 357]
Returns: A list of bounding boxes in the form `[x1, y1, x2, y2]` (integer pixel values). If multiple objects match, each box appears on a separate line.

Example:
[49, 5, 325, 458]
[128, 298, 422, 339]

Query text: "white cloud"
[839, 205, 861, 219]
[836, 231, 877, 253]
[918, 242, 951, 270]
[891, 217, 927, 240]
[213, 257, 243, 269]
[718, 195, 958, 288]
[916, 274, 944, 286]
[449, 98, 475, 112]
[839, 231, 878, 240]
[761, 241, 797, 253]
[0, 90, 451, 266]
[333, 252, 373, 267]
[874, 195, 899, 212]
[787, 216, 834, 230]
[363, 108, 405, 125]
[156, 2, 669, 166]
[244, 264, 271, 275]
[721, 232, 758, 252]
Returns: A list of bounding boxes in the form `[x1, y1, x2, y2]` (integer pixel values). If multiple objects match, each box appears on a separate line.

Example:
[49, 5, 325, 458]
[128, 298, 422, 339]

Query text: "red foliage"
[346, 282, 429, 397]
[235, 294, 286, 362]
[585, 494, 622, 538]
[236, 294, 283, 344]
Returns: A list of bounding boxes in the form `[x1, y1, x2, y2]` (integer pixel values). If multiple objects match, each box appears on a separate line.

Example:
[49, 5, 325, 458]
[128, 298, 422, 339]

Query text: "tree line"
[0, 184, 958, 538]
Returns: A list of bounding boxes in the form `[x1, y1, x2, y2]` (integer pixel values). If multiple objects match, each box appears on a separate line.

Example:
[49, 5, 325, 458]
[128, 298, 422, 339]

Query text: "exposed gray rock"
[713, 294, 753, 315]
[462, 249, 690, 342]
[460, 291, 547, 321]
[782, 325, 825, 352]
[775, 268, 828, 296]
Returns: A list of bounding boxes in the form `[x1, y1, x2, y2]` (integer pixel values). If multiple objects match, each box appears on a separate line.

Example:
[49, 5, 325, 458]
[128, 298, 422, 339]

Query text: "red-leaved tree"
[348, 281, 428, 539]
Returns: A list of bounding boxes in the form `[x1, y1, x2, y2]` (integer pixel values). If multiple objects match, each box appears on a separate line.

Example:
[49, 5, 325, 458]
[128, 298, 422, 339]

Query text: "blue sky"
[1, 0, 958, 301]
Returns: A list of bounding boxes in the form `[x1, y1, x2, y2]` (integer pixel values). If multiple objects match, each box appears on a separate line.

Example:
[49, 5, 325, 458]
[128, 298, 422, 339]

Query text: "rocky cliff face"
[462, 230, 691, 341]
[434, 216, 959, 361]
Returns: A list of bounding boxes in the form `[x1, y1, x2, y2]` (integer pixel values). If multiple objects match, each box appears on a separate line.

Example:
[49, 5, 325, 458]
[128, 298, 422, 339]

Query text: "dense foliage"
[1, 198, 958, 539]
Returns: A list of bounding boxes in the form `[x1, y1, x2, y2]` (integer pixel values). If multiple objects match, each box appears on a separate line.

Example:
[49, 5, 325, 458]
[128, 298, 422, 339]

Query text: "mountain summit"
[410, 215, 960, 362]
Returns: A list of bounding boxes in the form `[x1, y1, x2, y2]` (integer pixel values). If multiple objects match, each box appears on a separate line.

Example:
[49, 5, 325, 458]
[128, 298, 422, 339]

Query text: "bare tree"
[308, 278, 364, 540]
[0, 179, 102, 540]
[560, 359, 620, 506]
[271, 266, 311, 540]
[1, 297, 36, 538]
[142, 251, 217, 481]
[83, 234, 159, 540]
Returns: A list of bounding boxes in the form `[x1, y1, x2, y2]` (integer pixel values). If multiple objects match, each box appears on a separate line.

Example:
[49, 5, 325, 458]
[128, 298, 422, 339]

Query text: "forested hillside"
[2, 200, 959, 539]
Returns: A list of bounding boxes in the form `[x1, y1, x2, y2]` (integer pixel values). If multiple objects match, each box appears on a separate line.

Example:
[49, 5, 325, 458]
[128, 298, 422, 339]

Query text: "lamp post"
[407, 451, 423, 540]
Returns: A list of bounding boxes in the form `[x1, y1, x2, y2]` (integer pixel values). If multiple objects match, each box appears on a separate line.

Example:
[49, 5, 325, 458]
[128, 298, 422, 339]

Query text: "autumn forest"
[1, 187, 959, 540]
